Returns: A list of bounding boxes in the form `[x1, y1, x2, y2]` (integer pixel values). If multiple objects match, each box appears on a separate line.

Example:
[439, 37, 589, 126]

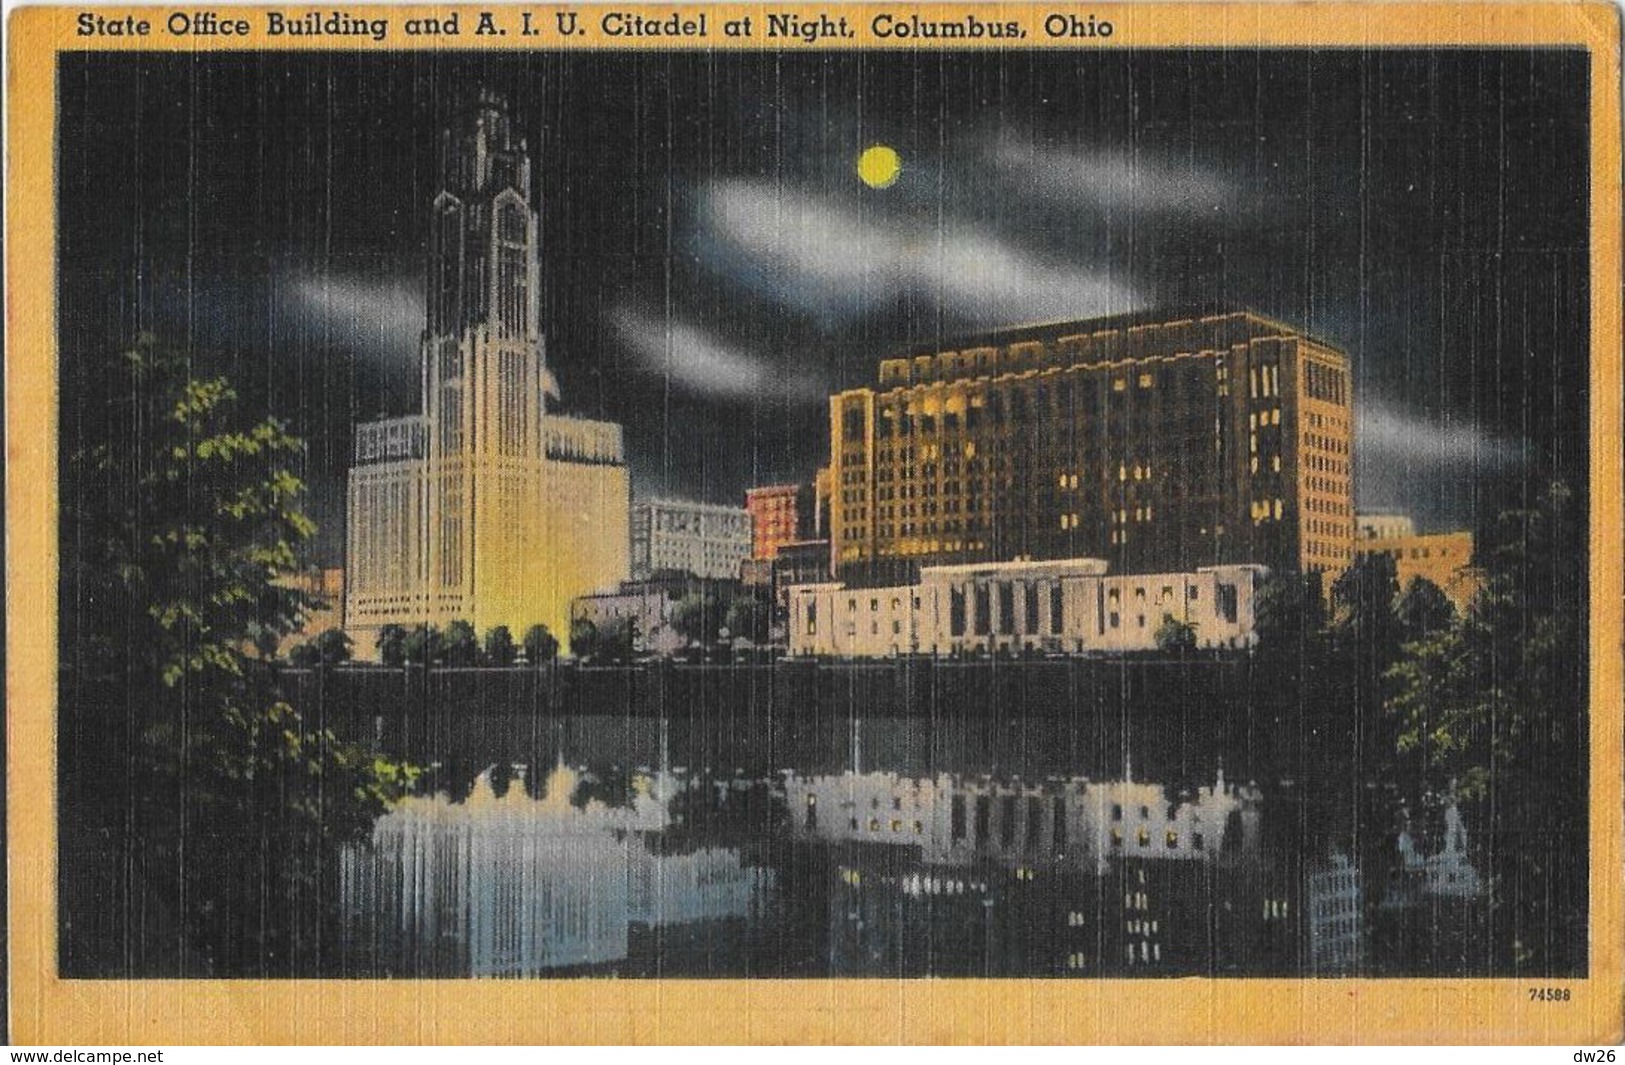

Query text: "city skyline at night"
[57, 49, 1589, 568]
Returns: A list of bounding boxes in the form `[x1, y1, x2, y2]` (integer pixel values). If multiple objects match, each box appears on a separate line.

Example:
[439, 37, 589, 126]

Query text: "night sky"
[57, 49, 1590, 566]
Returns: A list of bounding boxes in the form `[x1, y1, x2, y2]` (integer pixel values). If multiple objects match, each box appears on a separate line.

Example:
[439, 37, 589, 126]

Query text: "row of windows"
[1249, 362, 1282, 400]
[647, 512, 752, 536]
[492, 350, 530, 457]
[1304, 361, 1349, 405]
[1360, 544, 1459, 561]
[1306, 541, 1352, 561]
[1125, 942, 1163, 965]
[851, 816, 925, 835]
[1304, 430, 1348, 455]
[878, 320, 1287, 386]
[1306, 496, 1350, 516]
[494, 243, 529, 340]
[438, 386, 465, 453]
[854, 361, 1247, 444]
[945, 793, 1071, 851]
[437, 511, 464, 588]
[1251, 498, 1285, 522]
[350, 479, 426, 594]
[1108, 827, 1207, 850]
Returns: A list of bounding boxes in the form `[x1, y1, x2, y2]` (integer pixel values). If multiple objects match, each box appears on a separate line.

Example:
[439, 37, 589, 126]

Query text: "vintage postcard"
[5, 0, 1622, 1045]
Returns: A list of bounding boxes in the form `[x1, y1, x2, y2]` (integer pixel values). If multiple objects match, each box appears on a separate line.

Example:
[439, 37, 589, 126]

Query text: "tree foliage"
[671, 592, 724, 646]
[1385, 482, 1585, 971]
[725, 596, 771, 644]
[596, 616, 636, 663]
[403, 623, 444, 665]
[1153, 613, 1198, 653]
[59, 337, 417, 975]
[290, 627, 353, 667]
[483, 625, 517, 667]
[376, 623, 409, 666]
[1396, 576, 1456, 642]
[443, 620, 480, 666]
[522, 623, 559, 664]
[569, 618, 599, 659]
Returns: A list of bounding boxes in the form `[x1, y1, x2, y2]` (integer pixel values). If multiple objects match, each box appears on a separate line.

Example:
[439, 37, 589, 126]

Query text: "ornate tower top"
[440, 90, 532, 206]
[422, 87, 547, 460]
[425, 88, 540, 345]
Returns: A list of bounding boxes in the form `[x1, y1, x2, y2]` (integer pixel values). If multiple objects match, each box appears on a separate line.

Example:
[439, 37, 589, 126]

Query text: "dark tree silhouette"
[483, 625, 517, 667]
[376, 623, 409, 666]
[58, 337, 416, 976]
[522, 623, 559, 664]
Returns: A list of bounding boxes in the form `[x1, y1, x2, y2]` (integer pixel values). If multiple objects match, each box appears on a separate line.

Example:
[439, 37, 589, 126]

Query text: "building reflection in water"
[786, 767, 1277, 976]
[339, 763, 773, 977]
[338, 755, 1486, 978]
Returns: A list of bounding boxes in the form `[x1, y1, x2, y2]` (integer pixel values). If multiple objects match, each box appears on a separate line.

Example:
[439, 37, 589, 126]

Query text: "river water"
[332, 710, 1487, 979]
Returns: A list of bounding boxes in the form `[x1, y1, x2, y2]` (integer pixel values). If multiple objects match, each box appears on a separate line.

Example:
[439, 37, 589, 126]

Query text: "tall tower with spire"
[346, 91, 629, 649]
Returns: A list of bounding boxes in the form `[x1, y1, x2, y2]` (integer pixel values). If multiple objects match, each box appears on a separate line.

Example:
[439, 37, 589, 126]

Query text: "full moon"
[857, 145, 902, 189]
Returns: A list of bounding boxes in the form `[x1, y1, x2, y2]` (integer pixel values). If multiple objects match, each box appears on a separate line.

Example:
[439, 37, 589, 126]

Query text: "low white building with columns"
[785, 767, 1262, 877]
[786, 557, 1265, 657]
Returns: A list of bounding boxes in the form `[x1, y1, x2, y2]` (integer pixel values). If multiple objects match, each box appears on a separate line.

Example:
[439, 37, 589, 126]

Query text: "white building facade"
[346, 93, 629, 647]
[339, 765, 771, 977]
[786, 558, 1265, 657]
[785, 767, 1262, 877]
[630, 499, 753, 581]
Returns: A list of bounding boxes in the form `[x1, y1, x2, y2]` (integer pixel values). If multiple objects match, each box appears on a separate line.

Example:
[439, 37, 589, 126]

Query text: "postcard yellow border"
[7, 1, 1623, 1044]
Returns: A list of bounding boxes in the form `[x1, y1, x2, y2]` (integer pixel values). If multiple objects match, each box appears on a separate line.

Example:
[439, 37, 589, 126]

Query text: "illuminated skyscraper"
[827, 309, 1354, 581]
[346, 91, 629, 647]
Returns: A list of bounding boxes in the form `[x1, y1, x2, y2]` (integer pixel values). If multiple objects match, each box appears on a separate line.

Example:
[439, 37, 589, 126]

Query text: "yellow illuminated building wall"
[346, 93, 629, 649]
[827, 310, 1355, 580]
[1354, 515, 1477, 613]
